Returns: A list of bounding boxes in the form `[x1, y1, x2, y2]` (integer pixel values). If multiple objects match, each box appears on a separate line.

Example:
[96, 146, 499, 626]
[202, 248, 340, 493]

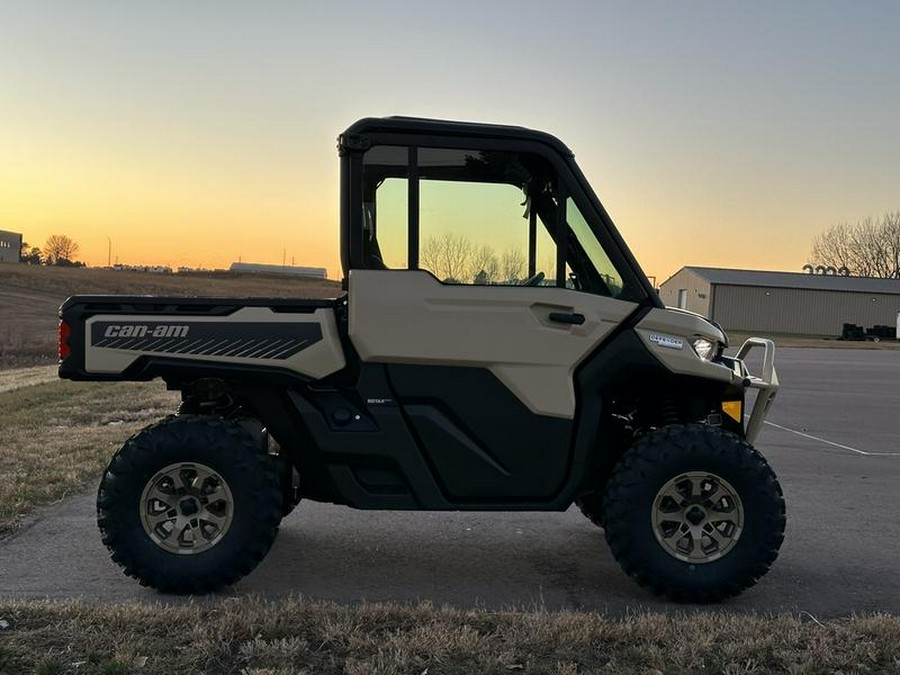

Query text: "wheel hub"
[685, 505, 706, 526]
[179, 497, 200, 516]
[651, 471, 744, 564]
[139, 462, 234, 554]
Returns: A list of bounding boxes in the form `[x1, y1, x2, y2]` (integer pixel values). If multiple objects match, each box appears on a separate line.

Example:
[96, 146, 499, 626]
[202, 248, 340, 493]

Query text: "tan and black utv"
[59, 117, 784, 601]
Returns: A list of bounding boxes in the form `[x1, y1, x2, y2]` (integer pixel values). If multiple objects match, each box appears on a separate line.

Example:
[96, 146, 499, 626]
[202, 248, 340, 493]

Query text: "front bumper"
[734, 338, 780, 444]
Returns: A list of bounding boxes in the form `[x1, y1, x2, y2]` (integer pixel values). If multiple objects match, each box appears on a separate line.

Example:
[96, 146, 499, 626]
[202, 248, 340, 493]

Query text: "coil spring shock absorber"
[661, 397, 680, 426]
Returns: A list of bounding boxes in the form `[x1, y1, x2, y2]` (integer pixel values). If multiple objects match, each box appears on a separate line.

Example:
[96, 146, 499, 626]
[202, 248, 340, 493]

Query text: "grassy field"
[0, 378, 174, 535]
[0, 265, 340, 369]
[0, 597, 898, 675]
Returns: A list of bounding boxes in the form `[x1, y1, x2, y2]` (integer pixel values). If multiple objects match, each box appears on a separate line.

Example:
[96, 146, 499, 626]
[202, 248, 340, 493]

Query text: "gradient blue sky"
[2, 1, 898, 281]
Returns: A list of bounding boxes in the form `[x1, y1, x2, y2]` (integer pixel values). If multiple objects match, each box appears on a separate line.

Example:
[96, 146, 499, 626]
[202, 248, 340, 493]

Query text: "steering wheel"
[520, 271, 545, 287]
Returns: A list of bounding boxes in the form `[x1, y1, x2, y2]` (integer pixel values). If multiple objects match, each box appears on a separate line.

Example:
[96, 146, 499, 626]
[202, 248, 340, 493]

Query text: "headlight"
[691, 337, 717, 361]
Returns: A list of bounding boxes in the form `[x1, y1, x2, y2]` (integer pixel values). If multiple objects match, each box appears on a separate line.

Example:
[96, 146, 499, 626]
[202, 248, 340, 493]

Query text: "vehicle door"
[348, 142, 645, 500]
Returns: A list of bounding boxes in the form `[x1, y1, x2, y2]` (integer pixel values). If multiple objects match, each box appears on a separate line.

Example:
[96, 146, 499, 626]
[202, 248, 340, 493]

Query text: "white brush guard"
[736, 338, 780, 444]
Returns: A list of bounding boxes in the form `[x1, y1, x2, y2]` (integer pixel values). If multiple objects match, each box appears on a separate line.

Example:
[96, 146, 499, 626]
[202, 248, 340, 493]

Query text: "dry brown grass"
[0, 597, 897, 674]
[0, 264, 341, 297]
[0, 365, 57, 394]
[0, 379, 176, 534]
[0, 265, 341, 369]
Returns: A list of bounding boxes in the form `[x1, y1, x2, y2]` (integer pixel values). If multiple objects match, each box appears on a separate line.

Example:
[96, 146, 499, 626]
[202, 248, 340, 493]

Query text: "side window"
[360, 144, 630, 297]
[418, 150, 532, 284]
[416, 148, 554, 286]
[364, 146, 560, 286]
[371, 178, 407, 269]
[362, 146, 408, 270]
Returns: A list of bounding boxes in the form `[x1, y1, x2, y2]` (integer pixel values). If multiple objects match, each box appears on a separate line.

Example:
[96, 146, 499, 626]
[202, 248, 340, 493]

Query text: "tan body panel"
[84, 306, 345, 379]
[349, 270, 637, 418]
[634, 308, 732, 383]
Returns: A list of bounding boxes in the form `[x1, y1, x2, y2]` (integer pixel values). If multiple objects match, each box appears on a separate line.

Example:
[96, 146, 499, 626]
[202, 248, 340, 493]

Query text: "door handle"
[548, 312, 585, 325]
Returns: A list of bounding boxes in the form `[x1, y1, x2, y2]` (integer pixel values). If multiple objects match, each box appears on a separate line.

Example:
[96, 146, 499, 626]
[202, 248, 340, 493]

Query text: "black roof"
[683, 266, 900, 295]
[342, 116, 574, 157]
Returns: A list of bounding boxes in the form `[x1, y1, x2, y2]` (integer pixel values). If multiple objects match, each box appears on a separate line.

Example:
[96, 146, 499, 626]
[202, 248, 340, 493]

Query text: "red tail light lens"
[58, 320, 71, 361]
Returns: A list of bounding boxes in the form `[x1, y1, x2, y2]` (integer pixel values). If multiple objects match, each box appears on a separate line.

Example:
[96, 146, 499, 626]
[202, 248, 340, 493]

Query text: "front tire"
[602, 424, 785, 602]
[97, 415, 283, 593]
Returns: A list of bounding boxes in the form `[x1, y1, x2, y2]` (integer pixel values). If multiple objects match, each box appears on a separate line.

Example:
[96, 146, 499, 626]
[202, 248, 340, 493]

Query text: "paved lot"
[1, 347, 897, 615]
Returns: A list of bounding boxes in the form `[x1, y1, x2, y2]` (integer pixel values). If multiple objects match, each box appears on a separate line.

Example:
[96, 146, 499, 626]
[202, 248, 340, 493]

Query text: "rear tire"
[97, 415, 283, 594]
[602, 423, 785, 602]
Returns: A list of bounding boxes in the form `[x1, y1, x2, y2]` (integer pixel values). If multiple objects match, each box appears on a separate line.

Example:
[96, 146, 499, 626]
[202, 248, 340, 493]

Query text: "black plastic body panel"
[386, 365, 573, 501]
[279, 362, 577, 510]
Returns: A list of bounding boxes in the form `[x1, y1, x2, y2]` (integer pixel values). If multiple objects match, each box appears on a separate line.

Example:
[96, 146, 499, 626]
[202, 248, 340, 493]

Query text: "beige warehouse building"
[0, 230, 21, 263]
[660, 267, 900, 337]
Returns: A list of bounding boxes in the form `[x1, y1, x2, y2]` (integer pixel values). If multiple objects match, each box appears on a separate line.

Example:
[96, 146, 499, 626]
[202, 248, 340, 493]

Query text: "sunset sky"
[2, 1, 899, 282]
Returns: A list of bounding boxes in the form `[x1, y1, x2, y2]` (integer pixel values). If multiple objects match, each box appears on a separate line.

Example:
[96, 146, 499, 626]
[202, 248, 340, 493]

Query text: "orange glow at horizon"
[2, 3, 899, 285]
[2, 122, 344, 278]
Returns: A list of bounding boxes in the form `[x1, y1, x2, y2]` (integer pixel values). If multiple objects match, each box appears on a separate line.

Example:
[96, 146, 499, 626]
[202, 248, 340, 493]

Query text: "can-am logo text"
[103, 324, 190, 339]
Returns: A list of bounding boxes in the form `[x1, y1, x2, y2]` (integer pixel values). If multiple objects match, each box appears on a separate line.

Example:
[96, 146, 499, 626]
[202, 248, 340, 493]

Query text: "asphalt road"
[1, 347, 897, 615]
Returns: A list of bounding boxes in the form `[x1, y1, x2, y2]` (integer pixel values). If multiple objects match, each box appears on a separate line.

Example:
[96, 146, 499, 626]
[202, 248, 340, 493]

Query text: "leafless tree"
[811, 211, 900, 279]
[469, 244, 501, 284]
[501, 247, 526, 284]
[420, 232, 473, 282]
[420, 233, 531, 284]
[43, 234, 80, 265]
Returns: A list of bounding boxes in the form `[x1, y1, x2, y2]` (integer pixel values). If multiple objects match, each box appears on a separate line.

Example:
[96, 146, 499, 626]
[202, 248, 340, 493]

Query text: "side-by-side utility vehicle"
[59, 117, 784, 601]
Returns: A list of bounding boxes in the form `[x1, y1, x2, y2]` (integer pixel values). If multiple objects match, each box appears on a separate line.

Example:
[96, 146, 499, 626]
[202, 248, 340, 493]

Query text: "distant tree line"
[420, 232, 532, 284]
[19, 234, 85, 267]
[810, 211, 900, 279]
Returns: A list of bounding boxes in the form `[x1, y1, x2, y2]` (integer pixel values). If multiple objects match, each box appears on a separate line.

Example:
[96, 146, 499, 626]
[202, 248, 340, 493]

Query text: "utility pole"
[107, 237, 111, 267]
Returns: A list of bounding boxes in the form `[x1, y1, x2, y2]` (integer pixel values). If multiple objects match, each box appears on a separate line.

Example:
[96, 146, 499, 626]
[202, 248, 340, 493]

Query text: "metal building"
[659, 266, 900, 337]
[0, 230, 22, 263]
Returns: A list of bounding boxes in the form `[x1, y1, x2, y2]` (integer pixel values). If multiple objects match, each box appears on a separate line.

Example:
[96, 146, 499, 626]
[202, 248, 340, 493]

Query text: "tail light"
[58, 320, 71, 361]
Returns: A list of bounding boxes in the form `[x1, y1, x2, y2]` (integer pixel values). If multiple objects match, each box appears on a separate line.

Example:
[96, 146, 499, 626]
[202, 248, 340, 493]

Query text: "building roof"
[681, 266, 900, 294]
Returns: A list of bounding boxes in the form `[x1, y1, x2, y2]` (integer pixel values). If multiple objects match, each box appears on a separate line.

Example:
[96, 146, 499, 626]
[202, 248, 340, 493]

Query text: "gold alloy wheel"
[651, 471, 744, 564]
[139, 462, 234, 554]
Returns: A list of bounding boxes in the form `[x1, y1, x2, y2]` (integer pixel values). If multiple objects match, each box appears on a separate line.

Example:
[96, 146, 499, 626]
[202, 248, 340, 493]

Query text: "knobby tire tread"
[97, 415, 283, 594]
[602, 423, 786, 602]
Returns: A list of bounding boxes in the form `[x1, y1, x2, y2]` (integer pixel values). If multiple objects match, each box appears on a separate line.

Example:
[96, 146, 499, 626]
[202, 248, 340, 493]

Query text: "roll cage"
[338, 116, 663, 307]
